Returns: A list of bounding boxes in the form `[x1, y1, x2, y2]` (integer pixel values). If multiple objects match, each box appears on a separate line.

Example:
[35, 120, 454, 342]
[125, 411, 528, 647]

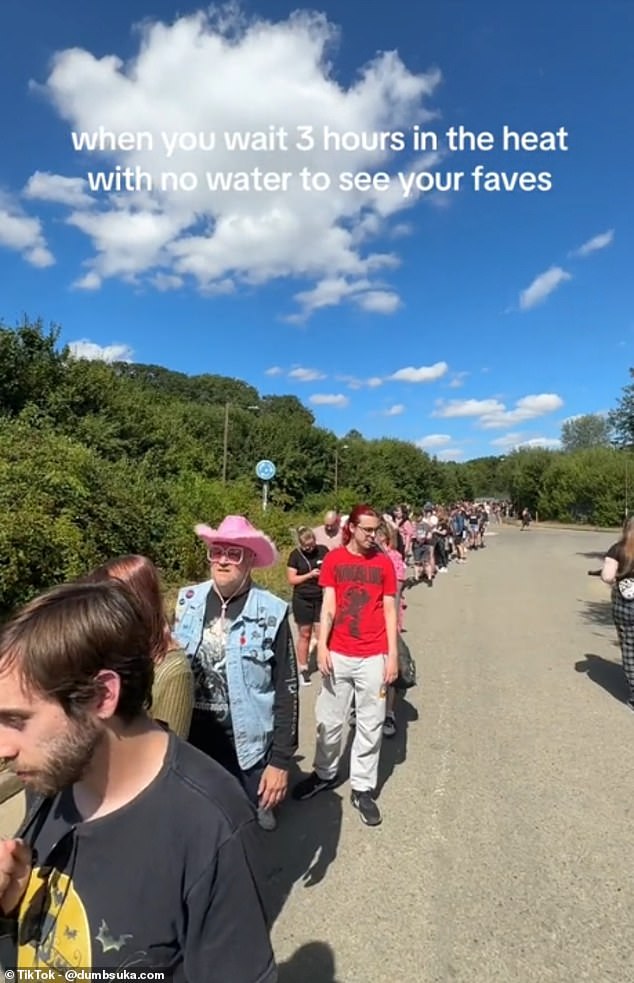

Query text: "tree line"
[1, 318, 632, 612]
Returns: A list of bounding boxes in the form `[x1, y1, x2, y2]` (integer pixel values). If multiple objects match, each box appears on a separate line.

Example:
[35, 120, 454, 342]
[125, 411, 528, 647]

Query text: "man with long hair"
[293, 505, 398, 826]
[0, 580, 275, 980]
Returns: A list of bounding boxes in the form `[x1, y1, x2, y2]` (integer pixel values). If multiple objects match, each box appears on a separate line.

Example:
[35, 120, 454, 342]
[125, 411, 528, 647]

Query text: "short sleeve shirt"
[319, 546, 397, 656]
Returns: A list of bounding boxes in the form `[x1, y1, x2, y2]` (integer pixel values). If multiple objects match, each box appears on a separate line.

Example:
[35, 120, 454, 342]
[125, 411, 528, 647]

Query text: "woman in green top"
[88, 554, 194, 738]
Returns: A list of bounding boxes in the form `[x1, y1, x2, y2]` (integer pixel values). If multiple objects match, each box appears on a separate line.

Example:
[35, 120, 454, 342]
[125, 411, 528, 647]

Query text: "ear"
[92, 670, 122, 721]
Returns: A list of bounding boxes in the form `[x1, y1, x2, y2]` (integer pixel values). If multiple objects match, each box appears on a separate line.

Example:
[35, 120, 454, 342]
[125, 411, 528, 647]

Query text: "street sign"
[255, 459, 276, 481]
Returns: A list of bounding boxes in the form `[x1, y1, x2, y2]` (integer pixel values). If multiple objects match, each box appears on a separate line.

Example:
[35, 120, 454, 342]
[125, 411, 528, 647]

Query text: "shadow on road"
[576, 551, 609, 560]
[376, 694, 418, 798]
[575, 653, 629, 704]
[578, 597, 614, 628]
[278, 941, 341, 982]
[264, 756, 343, 926]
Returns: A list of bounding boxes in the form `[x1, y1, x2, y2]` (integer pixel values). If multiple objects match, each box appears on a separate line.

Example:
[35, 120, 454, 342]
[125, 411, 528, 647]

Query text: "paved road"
[269, 525, 633, 982]
[2, 526, 631, 982]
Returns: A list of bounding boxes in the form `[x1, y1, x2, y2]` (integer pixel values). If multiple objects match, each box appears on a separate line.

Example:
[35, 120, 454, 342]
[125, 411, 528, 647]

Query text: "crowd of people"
[0, 500, 495, 980]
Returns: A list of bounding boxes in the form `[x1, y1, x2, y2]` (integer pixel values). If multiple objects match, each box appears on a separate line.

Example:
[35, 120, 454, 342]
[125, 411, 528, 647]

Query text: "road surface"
[1, 525, 631, 982]
[269, 524, 632, 982]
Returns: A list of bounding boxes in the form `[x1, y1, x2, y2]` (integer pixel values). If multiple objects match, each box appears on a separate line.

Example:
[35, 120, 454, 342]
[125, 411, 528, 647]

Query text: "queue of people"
[0, 500, 492, 979]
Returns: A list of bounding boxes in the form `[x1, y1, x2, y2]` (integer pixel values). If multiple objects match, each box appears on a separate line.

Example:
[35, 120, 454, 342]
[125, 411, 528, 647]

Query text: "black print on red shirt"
[335, 564, 383, 585]
[335, 585, 370, 639]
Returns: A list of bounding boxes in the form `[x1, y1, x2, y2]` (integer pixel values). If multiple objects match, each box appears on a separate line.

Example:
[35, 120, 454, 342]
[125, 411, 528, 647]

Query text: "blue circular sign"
[256, 459, 276, 481]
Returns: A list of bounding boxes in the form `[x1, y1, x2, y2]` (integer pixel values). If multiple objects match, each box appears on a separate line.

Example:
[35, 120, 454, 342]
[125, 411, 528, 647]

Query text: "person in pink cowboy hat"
[173, 516, 298, 832]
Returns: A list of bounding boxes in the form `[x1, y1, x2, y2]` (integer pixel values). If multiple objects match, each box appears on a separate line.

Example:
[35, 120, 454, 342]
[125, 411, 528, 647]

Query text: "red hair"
[342, 504, 379, 546]
[87, 555, 169, 663]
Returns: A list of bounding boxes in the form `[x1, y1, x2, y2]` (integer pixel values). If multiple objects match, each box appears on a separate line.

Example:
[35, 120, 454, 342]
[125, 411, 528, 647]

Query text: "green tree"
[0, 317, 65, 416]
[561, 413, 612, 452]
[497, 447, 558, 512]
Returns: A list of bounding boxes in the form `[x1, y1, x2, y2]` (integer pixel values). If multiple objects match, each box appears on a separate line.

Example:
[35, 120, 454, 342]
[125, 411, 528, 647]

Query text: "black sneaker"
[292, 772, 338, 801]
[350, 789, 382, 826]
[383, 713, 397, 738]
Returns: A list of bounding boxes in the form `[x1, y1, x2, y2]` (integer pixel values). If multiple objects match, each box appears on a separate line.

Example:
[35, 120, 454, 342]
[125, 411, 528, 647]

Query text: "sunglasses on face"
[207, 545, 245, 564]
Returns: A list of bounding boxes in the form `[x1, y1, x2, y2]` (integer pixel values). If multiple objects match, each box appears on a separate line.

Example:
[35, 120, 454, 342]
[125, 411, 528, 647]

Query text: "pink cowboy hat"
[194, 515, 278, 568]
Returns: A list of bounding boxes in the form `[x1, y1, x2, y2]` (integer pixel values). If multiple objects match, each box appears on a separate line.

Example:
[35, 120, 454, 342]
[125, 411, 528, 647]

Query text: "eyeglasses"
[357, 526, 379, 535]
[207, 545, 244, 564]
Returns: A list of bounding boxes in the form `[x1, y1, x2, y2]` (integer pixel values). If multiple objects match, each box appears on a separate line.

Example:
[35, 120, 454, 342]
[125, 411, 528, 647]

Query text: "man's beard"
[27, 715, 102, 796]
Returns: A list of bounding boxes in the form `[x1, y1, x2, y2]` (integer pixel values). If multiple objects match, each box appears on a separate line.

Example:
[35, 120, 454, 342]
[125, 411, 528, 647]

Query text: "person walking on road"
[287, 527, 329, 686]
[292, 505, 398, 827]
[600, 517, 634, 709]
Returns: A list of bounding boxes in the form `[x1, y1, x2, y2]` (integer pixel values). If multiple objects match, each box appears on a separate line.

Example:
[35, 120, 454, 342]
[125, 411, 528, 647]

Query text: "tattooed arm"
[317, 586, 336, 676]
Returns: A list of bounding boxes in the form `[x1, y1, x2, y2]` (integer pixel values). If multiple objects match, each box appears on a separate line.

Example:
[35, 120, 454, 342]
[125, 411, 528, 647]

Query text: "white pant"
[314, 652, 387, 792]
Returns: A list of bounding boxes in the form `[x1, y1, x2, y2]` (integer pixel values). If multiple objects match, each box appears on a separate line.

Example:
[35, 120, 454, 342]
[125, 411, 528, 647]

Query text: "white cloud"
[0, 193, 55, 267]
[448, 371, 468, 389]
[437, 447, 463, 461]
[68, 339, 134, 362]
[150, 272, 184, 291]
[434, 398, 505, 418]
[519, 266, 572, 310]
[354, 290, 401, 314]
[416, 434, 452, 448]
[309, 393, 349, 407]
[390, 361, 448, 383]
[288, 367, 326, 382]
[490, 433, 524, 449]
[490, 432, 561, 451]
[384, 404, 405, 416]
[72, 271, 102, 290]
[337, 374, 383, 390]
[478, 393, 564, 429]
[518, 437, 562, 450]
[23, 171, 94, 208]
[390, 223, 413, 238]
[572, 229, 614, 258]
[265, 366, 283, 376]
[35, 8, 442, 314]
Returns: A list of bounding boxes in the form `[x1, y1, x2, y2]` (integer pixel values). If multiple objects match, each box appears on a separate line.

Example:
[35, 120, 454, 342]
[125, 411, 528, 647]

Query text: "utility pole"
[333, 442, 348, 498]
[222, 401, 230, 485]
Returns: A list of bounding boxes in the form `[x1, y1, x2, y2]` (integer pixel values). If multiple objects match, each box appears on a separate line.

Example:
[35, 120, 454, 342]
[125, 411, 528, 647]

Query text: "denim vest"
[173, 580, 288, 771]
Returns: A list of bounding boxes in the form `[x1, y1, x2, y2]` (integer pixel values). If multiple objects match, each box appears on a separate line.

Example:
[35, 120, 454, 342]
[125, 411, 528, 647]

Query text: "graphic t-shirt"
[190, 590, 241, 730]
[9, 734, 275, 981]
[416, 517, 437, 542]
[287, 545, 329, 598]
[319, 546, 397, 657]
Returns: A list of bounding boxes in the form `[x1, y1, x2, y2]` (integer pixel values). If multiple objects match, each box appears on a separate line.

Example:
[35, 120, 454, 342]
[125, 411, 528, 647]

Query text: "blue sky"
[1, 0, 632, 461]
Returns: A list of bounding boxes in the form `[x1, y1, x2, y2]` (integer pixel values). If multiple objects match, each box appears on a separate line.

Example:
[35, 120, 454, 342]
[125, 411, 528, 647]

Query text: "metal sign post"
[255, 459, 276, 512]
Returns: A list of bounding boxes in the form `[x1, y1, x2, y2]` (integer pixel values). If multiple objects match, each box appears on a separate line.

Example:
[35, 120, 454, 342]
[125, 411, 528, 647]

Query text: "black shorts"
[292, 593, 323, 626]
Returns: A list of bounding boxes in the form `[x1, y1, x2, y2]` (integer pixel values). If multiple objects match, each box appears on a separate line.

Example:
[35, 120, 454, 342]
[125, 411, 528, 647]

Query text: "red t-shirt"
[319, 546, 397, 657]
